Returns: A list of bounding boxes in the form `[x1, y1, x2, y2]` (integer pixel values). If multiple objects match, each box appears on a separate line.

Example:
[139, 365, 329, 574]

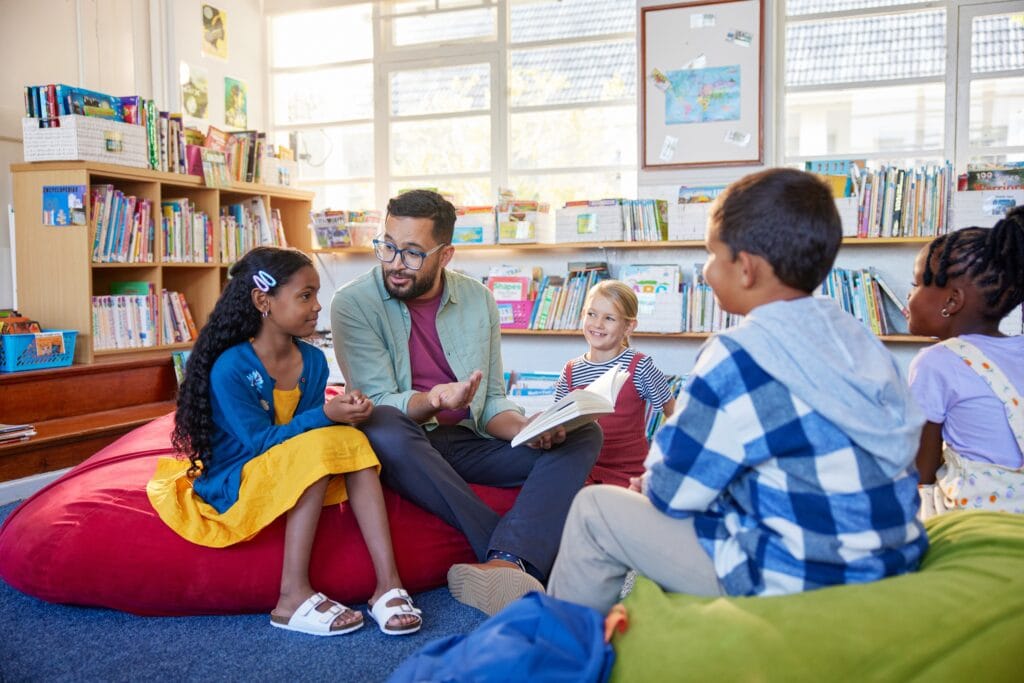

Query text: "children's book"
[511, 364, 629, 448]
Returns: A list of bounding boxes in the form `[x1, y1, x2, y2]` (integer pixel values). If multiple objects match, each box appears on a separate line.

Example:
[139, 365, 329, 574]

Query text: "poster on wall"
[202, 4, 228, 59]
[180, 62, 210, 121]
[224, 77, 248, 129]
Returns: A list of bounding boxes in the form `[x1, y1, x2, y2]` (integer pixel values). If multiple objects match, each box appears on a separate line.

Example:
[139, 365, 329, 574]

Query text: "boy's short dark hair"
[710, 168, 842, 293]
[386, 190, 457, 244]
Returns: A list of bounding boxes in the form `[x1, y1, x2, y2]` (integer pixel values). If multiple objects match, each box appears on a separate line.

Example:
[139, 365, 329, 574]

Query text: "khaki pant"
[547, 485, 723, 614]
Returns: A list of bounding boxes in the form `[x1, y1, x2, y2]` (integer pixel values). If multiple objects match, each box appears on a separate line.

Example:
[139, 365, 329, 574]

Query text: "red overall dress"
[565, 352, 650, 487]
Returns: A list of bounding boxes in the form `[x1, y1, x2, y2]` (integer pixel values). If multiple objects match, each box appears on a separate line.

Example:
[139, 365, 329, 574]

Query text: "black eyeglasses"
[372, 239, 447, 271]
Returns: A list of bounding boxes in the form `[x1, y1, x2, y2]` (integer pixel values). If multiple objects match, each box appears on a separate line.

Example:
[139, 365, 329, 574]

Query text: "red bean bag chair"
[0, 413, 518, 616]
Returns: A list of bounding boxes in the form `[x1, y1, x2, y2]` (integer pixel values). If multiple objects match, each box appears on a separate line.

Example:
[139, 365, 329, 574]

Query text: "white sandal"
[369, 587, 422, 636]
[270, 592, 364, 636]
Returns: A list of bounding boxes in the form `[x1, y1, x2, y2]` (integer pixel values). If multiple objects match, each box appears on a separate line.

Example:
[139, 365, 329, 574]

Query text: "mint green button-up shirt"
[330, 267, 523, 437]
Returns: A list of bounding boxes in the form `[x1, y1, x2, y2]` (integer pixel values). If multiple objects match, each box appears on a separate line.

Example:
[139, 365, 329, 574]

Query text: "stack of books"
[819, 267, 909, 335]
[528, 262, 609, 330]
[0, 423, 36, 445]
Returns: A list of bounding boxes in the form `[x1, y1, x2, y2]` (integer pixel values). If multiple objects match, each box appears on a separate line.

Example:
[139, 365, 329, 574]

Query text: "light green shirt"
[330, 267, 523, 437]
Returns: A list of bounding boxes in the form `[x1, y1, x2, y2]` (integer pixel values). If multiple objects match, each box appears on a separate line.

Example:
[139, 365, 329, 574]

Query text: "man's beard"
[382, 262, 439, 300]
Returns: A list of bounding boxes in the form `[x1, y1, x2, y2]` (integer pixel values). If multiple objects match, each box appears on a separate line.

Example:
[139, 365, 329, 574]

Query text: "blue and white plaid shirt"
[646, 336, 927, 597]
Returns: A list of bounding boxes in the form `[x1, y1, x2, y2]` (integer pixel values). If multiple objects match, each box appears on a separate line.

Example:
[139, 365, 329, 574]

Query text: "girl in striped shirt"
[554, 280, 675, 487]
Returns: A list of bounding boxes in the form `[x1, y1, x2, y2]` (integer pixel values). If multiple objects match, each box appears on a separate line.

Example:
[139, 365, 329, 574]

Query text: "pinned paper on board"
[650, 69, 671, 91]
[690, 13, 716, 28]
[202, 5, 228, 59]
[726, 29, 753, 47]
[724, 130, 751, 147]
[659, 135, 679, 161]
[682, 54, 707, 70]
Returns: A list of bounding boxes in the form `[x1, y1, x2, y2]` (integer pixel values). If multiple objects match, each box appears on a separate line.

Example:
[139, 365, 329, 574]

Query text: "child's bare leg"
[346, 466, 419, 629]
[273, 476, 361, 628]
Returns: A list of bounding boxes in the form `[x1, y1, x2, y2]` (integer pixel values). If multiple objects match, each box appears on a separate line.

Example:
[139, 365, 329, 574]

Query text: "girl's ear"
[251, 288, 269, 316]
[944, 285, 965, 316]
[625, 317, 638, 335]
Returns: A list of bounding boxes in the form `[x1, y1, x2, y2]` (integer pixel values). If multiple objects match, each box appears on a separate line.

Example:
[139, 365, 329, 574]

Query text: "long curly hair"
[172, 246, 314, 476]
[922, 206, 1024, 320]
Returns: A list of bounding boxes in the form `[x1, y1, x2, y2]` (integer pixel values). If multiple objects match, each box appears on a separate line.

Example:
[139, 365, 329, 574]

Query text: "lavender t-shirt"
[406, 293, 470, 426]
[909, 334, 1024, 467]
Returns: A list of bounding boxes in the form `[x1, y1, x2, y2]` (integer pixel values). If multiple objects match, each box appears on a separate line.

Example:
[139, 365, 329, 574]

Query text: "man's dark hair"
[710, 168, 842, 293]
[386, 189, 457, 244]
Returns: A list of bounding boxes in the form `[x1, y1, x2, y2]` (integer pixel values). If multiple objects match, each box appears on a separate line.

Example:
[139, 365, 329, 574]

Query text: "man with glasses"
[331, 189, 602, 616]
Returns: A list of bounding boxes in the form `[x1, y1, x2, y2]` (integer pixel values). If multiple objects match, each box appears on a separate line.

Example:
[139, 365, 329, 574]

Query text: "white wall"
[0, 0, 266, 309]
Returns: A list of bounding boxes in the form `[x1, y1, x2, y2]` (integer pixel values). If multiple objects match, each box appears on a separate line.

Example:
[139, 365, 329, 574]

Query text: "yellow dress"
[147, 386, 380, 548]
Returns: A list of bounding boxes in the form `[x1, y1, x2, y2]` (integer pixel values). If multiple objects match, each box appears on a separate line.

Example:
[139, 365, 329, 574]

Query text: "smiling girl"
[552, 280, 676, 487]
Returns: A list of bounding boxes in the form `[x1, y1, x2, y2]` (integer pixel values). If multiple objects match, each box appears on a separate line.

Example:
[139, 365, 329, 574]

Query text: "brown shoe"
[447, 563, 544, 616]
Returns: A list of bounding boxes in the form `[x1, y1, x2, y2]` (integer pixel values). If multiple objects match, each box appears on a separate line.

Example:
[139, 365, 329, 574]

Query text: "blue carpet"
[0, 501, 487, 682]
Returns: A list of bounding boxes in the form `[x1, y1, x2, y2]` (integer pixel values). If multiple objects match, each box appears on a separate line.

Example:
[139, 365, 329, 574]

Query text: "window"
[268, 0, 638, 211]
[782, 0, 1024, 170]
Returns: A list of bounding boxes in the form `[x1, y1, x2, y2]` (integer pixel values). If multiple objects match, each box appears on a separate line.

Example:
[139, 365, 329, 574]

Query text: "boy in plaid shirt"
[548, 169, 928, 613]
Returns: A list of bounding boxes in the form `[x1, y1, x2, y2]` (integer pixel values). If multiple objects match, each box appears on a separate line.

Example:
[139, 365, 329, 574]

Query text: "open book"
[511, 364, 629, 448]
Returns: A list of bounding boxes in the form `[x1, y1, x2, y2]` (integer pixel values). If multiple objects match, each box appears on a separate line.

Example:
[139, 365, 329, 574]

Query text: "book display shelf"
[11, 161, 314, 364]
[314, 237, 936, 345]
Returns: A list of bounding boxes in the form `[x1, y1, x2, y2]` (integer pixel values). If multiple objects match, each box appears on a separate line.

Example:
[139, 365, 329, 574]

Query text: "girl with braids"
[907, 207, 1024, 518]
[551, 280, 676, 488]
[147, 246, 423, 636]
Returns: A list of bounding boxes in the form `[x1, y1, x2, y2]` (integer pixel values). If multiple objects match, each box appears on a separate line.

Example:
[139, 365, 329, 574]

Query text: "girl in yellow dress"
[148, 246, 422, 636]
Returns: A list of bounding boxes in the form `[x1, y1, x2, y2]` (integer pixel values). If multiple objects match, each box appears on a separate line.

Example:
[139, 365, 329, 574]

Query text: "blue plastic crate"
[0, 330, 77, 372]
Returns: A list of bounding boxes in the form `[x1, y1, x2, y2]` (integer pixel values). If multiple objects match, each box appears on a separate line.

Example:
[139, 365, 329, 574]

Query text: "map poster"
[640, 0, 763, 169]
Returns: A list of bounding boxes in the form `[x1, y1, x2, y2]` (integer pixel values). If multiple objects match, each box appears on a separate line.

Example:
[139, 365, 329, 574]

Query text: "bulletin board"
[640, 0, 764, 169]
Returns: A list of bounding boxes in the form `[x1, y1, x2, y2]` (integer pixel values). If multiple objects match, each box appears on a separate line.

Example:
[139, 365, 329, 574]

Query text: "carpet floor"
[0, 502, 488, 682]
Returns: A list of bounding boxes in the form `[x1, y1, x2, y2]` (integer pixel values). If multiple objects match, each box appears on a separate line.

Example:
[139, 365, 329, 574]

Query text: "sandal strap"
[372, 588, 423, 623]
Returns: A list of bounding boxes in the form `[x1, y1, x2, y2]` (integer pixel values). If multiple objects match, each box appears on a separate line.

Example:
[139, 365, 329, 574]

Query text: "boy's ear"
[735, 251, 758, 289]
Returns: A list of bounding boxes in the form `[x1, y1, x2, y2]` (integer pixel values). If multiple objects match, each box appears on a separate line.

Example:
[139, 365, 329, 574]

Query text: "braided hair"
[922, 206, 1024, 321]
[172, 246, 314, 476]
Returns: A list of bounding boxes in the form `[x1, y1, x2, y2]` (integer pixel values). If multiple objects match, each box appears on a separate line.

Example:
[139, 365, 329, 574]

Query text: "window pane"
[269, 5, 372, 68]
[786, 11, 945, 86]
[392, 8, 496, 46]
[510, 0, 634, 43]
[313, 183, 378, 212]
[969, 77, 1024, 148]
[274, 126, 374, 180]
[786, 0, 932, 17]
[273, 66, 373, 125]
[510, 40, 635, 107]
[785, 83, 944, 157]
[390, 116, 491, 175]
[390, 63, 490, 117]
[507, 170, 637, 210]
[510, 106, 636, 169]
[389, 177, 492, 206]
[971, 13, 1024, 74]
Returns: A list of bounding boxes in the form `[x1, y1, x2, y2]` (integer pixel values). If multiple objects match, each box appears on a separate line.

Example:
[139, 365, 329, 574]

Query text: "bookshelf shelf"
[313, 235, 934, 256]
[12, 161, 314, 364]
[501, 329, 933, 343]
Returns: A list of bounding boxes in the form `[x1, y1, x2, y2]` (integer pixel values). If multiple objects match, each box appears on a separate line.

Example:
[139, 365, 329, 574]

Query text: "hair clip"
[252, 270, 277, 292]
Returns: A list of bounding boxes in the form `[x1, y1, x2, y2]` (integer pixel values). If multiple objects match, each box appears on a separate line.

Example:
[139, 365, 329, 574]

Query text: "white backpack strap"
[940, 337, 1024, 453]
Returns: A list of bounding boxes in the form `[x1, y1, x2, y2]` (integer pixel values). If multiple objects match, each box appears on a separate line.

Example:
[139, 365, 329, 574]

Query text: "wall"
[0, 0, 266, 309]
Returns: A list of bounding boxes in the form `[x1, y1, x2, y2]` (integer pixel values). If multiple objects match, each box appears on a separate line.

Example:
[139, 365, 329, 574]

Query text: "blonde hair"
[583, 279, 638, 349]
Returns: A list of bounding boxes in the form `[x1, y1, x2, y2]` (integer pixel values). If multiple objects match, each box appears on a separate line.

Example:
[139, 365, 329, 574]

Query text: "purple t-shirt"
[406, 293, 470, 426]
[909, 334, 1024, 467]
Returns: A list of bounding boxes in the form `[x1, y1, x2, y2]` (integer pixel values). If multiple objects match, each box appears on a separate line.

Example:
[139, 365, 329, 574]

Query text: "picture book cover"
[61, 85, 124, 121]
[42, 185, 87, 226]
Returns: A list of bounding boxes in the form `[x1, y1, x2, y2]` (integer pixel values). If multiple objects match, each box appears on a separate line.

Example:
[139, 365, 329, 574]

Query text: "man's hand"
[525, 424, 567, 450]
[428, 369, 483, 411]
[325, 389, 374, 425]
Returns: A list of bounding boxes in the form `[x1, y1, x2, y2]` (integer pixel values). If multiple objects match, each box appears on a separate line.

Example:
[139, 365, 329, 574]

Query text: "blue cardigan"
[193, 339, 333, 513]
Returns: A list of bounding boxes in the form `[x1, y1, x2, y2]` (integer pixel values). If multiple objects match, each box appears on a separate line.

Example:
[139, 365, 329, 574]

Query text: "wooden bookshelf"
[313, 235, 934, 255]
[11, 161, 314, 364]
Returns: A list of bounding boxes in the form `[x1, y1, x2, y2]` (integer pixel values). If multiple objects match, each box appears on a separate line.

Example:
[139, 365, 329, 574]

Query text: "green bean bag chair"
[612, 511, 1024, 682]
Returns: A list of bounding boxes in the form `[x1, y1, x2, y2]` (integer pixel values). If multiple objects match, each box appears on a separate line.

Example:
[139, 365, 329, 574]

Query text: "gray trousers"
[360, 406, 602, 580]
[547, 484, 723, 614]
